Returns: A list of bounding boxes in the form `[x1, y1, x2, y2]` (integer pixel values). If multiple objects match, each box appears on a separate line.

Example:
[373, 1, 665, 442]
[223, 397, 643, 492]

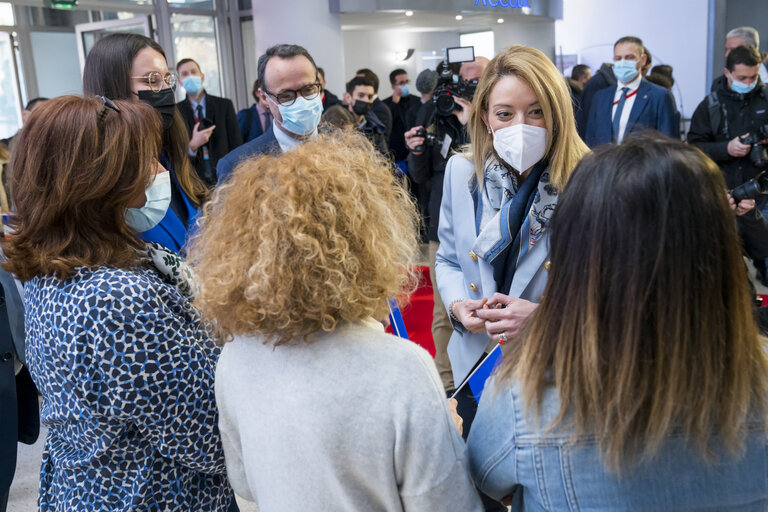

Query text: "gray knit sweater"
[215, 320, 483, 511]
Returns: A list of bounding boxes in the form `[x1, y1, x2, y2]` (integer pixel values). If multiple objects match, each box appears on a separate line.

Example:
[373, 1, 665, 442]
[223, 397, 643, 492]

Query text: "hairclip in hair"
[96, 95, 120, 126]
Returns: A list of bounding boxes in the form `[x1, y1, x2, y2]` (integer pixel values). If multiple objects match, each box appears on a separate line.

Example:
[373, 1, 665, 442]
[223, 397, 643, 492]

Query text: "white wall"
[341, 30, 460, 100]
[555, 0, 709, 119]
[493, 18, 556, 59]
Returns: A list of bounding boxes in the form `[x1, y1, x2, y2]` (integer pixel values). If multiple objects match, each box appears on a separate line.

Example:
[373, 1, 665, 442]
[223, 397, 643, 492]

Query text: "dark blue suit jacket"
[236, 104, 266, 143]
[585, 79, 678, 148]
[216, 124, 280, 185]
[0, 267, 39, 499]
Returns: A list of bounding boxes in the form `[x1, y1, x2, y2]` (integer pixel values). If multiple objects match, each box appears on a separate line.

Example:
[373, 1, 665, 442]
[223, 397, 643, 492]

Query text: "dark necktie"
[612, 86, 629, 143]
[196, 104, 203, 123]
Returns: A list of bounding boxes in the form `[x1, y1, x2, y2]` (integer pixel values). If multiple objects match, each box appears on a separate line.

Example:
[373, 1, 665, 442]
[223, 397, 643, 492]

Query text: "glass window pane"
[0, 3, 14, 25]
[0, 33, 22, 139]
[81, 19, 150, 58]
[238, 0, 251, 11]
[100, 11, 148, 21]
[241, 18, 256, 97]
[30, 32, 81, 98]
[171, 13, 221, 96]
[168, 0, 214, 10]
[26, 6, 90, 27]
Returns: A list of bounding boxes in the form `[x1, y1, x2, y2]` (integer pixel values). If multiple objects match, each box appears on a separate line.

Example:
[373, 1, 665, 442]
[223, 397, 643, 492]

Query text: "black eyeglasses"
[130, 71, 179, 92]
[264, 82, 322, 106]
[96, 95, 120, 127]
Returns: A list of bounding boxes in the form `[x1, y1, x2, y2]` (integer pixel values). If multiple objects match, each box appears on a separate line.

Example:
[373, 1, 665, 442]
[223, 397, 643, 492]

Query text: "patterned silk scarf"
[471, 155, 557, 292]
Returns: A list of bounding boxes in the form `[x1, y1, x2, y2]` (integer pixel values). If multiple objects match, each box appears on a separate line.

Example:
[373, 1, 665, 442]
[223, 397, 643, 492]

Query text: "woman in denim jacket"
[467, 134, 768, 510]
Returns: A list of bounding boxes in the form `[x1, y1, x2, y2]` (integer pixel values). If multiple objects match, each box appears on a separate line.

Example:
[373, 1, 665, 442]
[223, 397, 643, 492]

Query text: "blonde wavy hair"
[188, 130, 421, 345]
[468, 45, 589, 190]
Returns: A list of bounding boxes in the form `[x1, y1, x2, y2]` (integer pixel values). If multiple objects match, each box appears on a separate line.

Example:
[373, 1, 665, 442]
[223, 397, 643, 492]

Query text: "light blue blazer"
[435, 154, 551, 385]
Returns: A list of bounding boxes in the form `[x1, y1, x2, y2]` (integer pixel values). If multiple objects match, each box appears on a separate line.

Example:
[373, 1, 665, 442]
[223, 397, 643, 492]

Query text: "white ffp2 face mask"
[491, 123, 548, 173]
[125, 171, 172, 233]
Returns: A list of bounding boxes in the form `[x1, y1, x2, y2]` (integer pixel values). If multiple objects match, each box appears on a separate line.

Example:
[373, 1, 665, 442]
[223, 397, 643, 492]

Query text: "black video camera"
[413, 128, 438, 153]
[739, 124, 768, 169]
[730, 171, 768, 202]
[433, 46, 478, 117]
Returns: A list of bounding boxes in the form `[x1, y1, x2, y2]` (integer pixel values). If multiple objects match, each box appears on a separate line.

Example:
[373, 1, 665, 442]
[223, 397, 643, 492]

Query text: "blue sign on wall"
[475, 0, 531, 6]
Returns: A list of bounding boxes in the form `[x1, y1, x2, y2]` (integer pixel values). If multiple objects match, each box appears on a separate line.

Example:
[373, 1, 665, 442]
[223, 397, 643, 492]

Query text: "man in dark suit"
[237, 79, 273, 144]
[176, 58, 242, 187]
[585, 36, 677, 148]
[576, 62, 615, 139]
[216, 44, 323, 185]
[0, 267, 39, 512]
[383, 68, 421, 167]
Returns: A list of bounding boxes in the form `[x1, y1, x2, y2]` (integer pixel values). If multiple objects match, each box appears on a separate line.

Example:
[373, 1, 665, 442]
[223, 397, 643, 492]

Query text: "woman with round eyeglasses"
[83, 32, 209, 255]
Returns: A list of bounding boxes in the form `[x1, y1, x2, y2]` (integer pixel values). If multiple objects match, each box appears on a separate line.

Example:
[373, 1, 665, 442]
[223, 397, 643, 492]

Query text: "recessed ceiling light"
[405, 10, 413, 16]
[497, 18, 504, 23]
[455, 14, 463, 20]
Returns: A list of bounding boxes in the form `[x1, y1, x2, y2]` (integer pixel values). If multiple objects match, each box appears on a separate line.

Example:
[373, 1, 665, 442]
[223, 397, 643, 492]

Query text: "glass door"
[75, 16, 152, 72]
[0, 31, 23, 140]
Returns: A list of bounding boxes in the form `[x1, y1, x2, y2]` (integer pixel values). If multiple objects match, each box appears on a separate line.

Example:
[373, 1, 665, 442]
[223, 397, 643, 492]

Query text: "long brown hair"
[496, 134, 768, 471]
[82, 32, 208, 206]
[467, 45, 588, 190]
[2, 96, 160, 281]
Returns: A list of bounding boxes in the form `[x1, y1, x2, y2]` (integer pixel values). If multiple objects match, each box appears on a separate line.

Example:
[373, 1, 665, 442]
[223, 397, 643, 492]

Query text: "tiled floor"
[6, 426, 259, 512]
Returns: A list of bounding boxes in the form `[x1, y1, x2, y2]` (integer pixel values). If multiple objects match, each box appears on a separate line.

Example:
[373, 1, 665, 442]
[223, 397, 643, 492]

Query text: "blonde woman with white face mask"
[435, 45, 589, 437]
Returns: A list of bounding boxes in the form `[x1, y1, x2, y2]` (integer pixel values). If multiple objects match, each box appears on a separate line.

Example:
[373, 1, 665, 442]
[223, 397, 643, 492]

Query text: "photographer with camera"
[403, 54, 488, 397]
[689, 44, 768, 283]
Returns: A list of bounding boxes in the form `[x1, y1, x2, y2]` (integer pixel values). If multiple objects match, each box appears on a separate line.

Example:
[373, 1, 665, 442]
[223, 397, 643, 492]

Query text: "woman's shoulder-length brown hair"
[188, 129, 421, 345]
[2, 95, 160, 281]
[497, 133, 768, 472]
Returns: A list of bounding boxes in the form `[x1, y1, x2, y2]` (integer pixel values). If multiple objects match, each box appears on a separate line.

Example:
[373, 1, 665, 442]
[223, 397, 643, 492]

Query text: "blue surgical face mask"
[400, 84, 411, 97]
[274, 95, 323, 136]
[613, 59, 639, 83]
[730, 76, 758, 94]
[182, 75, 203, 95]
[125, 171, 171, 233]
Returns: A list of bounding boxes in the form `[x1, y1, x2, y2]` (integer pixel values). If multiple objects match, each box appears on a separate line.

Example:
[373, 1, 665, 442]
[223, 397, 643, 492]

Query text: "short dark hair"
[643, 46, 652, 66]
[346, 76, 374, 95]
[726, 45, 762, 72]
[317, 67, 325, 80]
[25, 97, 48, 111]
[614, 36, 644, 52]
[571, 64, 590, 82]
[355, 68, 379, 93]
[176, 58, 200, 72]
[646, 72, 673, 90]
[389, 68, 407, 85]
[651, 64, 674, 79]
[257, 44, 317, 92]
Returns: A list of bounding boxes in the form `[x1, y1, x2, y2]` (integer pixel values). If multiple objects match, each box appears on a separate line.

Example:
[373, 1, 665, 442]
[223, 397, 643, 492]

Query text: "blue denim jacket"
[466, 378, 768, 511]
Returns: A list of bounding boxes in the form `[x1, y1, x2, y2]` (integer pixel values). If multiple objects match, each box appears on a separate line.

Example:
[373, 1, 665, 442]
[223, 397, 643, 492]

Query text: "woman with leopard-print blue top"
[2, 96, 234, 511]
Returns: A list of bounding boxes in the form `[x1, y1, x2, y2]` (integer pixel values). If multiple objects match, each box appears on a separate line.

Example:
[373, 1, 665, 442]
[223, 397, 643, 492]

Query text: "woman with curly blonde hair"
[189, 130, 482, 511]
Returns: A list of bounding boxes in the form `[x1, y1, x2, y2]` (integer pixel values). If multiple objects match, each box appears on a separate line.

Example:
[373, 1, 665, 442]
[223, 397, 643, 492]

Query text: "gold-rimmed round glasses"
[131, 71, 179, 92]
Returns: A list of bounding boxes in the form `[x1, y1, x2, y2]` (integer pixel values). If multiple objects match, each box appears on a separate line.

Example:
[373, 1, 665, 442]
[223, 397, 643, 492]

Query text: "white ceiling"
[340, 10, 548, 33]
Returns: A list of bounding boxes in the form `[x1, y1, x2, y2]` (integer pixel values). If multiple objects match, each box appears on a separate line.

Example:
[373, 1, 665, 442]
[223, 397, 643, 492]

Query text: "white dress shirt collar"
[272, 120, 317, 153]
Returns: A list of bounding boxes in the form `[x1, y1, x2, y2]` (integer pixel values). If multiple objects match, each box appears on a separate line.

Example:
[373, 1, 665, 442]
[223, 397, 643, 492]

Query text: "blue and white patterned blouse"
[24, 265, 232, 511]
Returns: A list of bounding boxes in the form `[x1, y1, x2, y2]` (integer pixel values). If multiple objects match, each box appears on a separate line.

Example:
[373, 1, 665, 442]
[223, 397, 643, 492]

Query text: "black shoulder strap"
[707, 91, 725, 138]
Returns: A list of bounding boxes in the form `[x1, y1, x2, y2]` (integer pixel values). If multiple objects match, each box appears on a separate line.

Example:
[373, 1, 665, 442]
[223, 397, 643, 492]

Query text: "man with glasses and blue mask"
[216, 44, 323, 185]
[176, 58, 242, 188]
[585, 36, 677, 148]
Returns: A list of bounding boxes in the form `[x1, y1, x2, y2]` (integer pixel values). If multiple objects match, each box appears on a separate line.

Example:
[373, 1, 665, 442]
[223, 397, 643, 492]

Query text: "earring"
[487, 128, 492, 133]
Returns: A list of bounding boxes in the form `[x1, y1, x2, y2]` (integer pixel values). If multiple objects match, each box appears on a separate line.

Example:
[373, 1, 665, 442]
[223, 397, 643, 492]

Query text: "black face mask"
[137, 88, 176, 129]
[352, 100, 373, 116]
